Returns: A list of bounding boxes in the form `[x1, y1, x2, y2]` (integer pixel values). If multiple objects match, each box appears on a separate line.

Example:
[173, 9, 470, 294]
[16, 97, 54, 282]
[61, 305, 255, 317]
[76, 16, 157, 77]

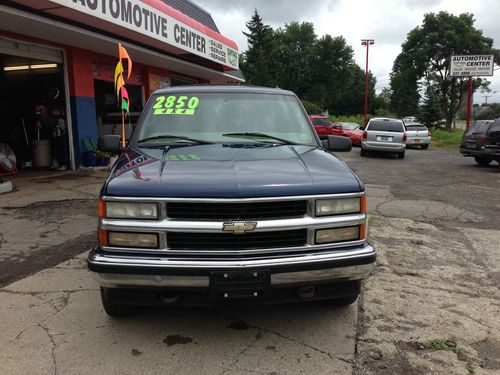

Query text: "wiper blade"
[137, 135, 214, 145]
[222, 132, 299, 145]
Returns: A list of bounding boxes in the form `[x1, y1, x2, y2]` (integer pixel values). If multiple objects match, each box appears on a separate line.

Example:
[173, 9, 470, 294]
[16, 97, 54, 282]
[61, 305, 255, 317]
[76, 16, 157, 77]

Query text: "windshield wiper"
[137, 135, 214, 145]
[222, 132, 299, 145]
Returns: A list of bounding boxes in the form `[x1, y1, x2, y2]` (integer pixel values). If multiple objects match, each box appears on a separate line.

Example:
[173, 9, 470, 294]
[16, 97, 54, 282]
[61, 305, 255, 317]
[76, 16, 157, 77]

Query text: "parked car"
[361, 117, 407, 158]
[332, 122, 364, 145]
[404, 122, 431, 149]
[90, 85, 375, 315]
[310, 115, 333, 139]
[460, 119, 500, 165]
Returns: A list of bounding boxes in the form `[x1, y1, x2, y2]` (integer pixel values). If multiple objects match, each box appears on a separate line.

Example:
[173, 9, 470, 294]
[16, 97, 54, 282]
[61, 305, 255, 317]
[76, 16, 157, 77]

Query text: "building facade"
[0, 0, 241, 169]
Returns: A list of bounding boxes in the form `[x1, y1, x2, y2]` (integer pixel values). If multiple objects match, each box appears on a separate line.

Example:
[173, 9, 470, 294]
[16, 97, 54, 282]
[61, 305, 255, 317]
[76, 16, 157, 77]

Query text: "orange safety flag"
[119, 43, 132, 79]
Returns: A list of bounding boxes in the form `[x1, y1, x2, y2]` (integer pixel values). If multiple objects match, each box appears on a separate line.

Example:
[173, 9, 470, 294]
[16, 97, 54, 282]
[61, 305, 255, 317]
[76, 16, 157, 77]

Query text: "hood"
[103, 144, 363, 198]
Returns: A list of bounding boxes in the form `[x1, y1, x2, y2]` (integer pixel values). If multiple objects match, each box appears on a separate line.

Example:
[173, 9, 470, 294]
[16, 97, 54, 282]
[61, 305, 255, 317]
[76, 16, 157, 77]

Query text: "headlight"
[315, 226, 360, 244]
[108, 231, 158, 248]
[105, 201, 158, 219]
[315, 197, 361, 216]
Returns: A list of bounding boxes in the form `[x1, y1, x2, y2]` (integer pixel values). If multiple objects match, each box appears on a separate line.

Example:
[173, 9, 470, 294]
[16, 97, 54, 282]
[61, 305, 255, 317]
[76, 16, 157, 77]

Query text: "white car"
[404, 122, 431, 149]
[361, 117, 407, 158]
[403, 116, 417, 123]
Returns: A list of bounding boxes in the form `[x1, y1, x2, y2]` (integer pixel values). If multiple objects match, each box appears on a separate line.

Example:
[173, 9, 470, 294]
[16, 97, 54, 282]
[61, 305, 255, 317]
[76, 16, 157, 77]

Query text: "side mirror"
[324, 135, 352, 152]
[97, 135, 122, 153]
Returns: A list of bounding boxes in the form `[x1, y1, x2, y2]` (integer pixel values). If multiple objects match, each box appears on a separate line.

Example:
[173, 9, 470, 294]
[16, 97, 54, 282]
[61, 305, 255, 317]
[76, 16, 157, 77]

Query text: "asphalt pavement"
[0, 148, 499, 374]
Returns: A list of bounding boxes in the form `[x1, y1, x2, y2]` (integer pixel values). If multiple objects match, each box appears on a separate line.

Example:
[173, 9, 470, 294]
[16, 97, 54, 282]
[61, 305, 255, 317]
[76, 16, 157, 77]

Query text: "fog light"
[315, 226, 360, 244]
[108, 232, 158, 248]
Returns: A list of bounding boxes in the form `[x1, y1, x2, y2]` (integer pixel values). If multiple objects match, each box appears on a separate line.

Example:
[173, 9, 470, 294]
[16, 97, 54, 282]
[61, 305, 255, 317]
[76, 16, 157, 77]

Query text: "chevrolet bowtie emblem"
[223, 220, 257, 234]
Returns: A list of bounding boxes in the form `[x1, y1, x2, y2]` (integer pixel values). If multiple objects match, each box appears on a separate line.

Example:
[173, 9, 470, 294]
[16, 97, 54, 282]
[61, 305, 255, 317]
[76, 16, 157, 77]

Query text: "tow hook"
[297, 285, 316, 299]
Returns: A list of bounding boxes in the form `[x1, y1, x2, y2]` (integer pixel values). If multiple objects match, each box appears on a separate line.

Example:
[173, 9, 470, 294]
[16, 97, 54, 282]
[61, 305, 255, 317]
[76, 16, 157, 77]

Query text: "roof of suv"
[154, 85, 294, 96]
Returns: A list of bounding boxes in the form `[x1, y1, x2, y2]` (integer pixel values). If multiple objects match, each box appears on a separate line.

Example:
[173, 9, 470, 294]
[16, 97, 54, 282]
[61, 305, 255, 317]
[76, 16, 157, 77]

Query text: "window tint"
[312, 118, 331, 126]
[367, 120, 405, 132]
[468, 121, 493, 134]
[489, 120, 500, 133]
[406, 125, 427, 131]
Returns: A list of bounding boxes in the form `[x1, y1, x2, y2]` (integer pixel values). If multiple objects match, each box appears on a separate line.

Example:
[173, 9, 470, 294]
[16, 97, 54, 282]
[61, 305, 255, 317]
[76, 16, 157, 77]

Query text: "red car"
[310, 115, 333, 139]
[332, 122, 364, 145]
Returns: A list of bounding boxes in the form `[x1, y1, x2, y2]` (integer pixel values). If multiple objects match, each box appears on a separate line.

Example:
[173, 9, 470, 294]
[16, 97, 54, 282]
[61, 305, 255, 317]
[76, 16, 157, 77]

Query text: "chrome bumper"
[88, 243, 376, 288]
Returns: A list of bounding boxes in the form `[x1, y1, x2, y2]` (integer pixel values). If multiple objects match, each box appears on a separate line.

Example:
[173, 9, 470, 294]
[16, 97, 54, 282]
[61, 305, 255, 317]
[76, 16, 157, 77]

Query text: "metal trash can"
[33, 140, 52, 167]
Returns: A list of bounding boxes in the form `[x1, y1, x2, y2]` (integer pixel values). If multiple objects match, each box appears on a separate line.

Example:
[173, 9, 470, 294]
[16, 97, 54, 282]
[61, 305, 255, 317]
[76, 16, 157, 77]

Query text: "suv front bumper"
[88, 243, 376, 288]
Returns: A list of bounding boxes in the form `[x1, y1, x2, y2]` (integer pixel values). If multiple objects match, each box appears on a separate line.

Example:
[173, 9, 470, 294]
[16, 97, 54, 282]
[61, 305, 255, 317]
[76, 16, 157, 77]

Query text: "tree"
[390, 12, 493, 129]
[417, 86, 444, 127]
[373, 87, 391, 115]
[307, 35, 356, 110]
[239, 10, 275, 86]
[272, 21, 317, 97]
[389, 55, 420, 117]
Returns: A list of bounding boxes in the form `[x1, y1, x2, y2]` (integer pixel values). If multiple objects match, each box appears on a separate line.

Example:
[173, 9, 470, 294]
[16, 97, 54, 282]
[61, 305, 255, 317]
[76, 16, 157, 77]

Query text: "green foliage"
[431, 128, 464, 148]
[417, 86, 444, 127]
[329, 114, 366, 126]
[476, 103, 500, 120]
[241, 11, 376, 116]
[301, 100, 323, 114]
[390, 12, 493, 128]
[239, 10, 275, 86]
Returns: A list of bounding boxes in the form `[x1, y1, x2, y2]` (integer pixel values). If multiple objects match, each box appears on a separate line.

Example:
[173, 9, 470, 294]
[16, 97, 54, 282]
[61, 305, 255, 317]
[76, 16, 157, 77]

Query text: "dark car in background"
[460, 119, 500, 166]
[332, 122, 364, 146]
[310, 115, 333, 139]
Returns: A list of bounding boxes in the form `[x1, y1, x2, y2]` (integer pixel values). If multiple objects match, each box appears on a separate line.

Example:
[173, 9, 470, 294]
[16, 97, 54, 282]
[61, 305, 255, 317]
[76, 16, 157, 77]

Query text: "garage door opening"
[0, 53, 69, 171]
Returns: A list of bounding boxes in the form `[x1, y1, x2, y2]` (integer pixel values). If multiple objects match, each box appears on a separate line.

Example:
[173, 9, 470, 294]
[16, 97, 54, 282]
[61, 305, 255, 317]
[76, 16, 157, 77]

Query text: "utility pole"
[482, 95, 491, 105]
[361, 39, 375, 127]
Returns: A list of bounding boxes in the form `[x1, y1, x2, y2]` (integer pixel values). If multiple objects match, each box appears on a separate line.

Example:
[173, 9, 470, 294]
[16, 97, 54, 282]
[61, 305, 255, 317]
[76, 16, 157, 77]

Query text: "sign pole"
[466, 76, 473, 130]
[361, 39, 375, 127]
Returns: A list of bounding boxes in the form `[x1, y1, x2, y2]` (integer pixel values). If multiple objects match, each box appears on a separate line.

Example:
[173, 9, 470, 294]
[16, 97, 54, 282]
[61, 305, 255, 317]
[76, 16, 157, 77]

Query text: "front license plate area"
[210, 271, 270, 300]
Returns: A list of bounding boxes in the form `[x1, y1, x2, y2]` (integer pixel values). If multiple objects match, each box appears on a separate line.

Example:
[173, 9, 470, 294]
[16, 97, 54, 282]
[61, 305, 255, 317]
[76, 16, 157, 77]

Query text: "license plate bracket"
[210, 270, 270, 300]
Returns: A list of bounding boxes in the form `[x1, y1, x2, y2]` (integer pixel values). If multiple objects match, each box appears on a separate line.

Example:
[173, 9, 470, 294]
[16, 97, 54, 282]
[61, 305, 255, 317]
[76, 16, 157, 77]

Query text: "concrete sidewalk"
[0, 170, 108, 287]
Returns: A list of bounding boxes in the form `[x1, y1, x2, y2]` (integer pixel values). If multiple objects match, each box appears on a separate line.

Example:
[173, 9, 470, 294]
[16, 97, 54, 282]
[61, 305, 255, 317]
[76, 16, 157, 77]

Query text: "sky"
[195, 0, 500, 104]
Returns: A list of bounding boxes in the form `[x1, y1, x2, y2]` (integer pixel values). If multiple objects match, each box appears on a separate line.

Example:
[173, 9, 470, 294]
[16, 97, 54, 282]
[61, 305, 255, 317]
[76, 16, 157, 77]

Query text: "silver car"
[361, 117, 406, 158]
[404, 122, 431, 149]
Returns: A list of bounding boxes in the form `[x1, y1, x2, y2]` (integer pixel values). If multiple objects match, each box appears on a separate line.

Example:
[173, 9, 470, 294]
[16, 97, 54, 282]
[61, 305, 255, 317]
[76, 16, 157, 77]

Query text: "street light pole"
[361, 39, 375, 127]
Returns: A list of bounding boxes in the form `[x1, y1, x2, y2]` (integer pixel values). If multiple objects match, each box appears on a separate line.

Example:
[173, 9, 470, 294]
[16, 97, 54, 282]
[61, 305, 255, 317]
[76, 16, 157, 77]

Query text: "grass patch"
[431, 128, 464, 148]
[428, 340, 474, 373]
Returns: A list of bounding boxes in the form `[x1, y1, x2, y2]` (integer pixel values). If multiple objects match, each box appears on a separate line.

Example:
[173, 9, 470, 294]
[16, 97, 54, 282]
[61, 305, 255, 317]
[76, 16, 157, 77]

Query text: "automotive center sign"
[450, 55, 494, 77]
[47, 0, 239, 69]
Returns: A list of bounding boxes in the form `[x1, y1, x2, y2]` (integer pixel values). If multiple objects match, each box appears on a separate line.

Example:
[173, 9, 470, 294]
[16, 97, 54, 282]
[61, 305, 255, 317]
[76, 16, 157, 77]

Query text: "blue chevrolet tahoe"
[88, 85, 376, 315]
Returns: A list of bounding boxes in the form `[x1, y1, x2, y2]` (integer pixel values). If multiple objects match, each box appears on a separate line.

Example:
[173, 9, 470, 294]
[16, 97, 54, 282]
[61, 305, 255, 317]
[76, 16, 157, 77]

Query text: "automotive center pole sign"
[450, 55, 494, 77]
[46, 0, 239, 69]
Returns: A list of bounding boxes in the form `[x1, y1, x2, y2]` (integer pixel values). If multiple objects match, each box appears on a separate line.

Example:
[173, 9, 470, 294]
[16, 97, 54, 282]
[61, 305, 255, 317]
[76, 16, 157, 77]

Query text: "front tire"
[100, 287, 138, 316]
[324, 294, 359, 307]
[474, 156, 492, 166]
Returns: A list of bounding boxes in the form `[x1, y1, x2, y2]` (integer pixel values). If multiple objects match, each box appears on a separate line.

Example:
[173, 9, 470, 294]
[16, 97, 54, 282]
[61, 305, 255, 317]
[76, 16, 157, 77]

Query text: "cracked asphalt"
[0, 148, 499, 374]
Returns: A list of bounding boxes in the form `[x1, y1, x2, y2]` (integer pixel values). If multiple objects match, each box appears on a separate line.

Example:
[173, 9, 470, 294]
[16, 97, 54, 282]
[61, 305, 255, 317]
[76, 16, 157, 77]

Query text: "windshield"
[466, 121, 493, 135]
[136, 92, 316, 145]
[311, 117, 331, 126]
[367, 120, 405, 133]
[341, 122, 360, 130]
